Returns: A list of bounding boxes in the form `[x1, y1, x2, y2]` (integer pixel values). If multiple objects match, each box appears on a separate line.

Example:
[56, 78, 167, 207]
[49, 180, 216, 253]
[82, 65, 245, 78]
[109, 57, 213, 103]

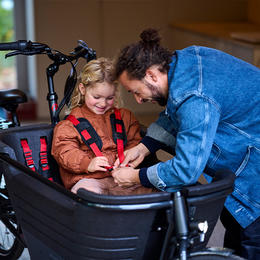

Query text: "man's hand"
[112, 167, 140, 187]
[88, 156, 110, 172]
[114, 143, 150, 168]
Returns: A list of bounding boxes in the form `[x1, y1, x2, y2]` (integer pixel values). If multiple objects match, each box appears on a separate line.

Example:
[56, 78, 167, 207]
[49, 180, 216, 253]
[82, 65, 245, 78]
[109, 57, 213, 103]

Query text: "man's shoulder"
[176, 45, 221, 56]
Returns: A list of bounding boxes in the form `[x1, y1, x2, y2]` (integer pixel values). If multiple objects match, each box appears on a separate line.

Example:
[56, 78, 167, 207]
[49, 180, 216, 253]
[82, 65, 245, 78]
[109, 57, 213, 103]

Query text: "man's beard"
[143, 80, 168, 106]
[152, 94, 168, 106]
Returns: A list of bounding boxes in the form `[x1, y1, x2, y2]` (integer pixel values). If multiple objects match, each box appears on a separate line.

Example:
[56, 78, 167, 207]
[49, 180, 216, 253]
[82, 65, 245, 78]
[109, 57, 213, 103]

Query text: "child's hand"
[88, 156, 111, 172]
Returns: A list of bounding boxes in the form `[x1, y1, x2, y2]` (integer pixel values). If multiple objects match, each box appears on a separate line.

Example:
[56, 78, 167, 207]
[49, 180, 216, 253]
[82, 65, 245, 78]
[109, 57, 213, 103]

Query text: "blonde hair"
[68, 57, 120, 112]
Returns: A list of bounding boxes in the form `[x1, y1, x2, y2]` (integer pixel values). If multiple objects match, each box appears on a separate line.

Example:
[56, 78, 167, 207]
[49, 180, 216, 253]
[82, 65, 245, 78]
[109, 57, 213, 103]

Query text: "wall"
[33, 0, 248, 120]
[34, 0, 169, 120]
[34, 0, 102, 120]
[166, 0, 260, 67]
[248, 0, 260, 24]
[167, 0, 247, 23]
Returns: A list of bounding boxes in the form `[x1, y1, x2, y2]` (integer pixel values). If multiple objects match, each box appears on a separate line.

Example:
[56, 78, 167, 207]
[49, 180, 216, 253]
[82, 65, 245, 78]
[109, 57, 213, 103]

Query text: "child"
[51, 57, 155, 195]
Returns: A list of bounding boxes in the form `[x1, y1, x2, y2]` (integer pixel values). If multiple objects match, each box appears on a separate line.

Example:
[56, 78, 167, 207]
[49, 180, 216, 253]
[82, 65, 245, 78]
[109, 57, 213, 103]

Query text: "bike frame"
[0, 40, 96, 259]
[1, 39, 96, 125]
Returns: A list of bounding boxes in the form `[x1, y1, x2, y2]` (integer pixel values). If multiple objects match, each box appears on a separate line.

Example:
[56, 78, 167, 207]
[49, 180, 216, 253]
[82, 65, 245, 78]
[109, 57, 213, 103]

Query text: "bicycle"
[0, 88, 28, 259]
[0, 40, 95, 259]
[0, 40, 246, 260]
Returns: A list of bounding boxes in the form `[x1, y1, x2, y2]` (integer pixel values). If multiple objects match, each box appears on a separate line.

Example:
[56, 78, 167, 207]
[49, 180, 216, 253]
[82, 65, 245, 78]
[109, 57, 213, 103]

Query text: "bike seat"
[0, 89, 27, 107]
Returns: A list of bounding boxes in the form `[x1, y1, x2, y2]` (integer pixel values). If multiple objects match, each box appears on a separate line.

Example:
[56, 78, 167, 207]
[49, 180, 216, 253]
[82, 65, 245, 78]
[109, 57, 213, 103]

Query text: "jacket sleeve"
[141, 110, 177, 153]
[51, 120, 92, 174]
[139, 96, 220, 191]
[121, 109, 142, 150]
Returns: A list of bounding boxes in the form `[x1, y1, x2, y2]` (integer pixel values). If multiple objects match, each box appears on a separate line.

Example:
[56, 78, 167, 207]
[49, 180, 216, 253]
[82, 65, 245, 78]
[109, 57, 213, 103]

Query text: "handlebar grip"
[0, 40, 29, 51]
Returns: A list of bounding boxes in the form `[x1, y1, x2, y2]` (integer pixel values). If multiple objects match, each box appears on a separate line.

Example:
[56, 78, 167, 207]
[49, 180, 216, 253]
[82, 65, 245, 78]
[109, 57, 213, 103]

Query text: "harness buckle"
[105, 166, 113, 172]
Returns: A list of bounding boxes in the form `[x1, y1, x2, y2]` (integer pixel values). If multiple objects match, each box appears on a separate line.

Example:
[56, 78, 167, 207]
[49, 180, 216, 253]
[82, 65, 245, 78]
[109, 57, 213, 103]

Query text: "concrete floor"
[208, 219, 225, 248]
[18, 249, 30, 260]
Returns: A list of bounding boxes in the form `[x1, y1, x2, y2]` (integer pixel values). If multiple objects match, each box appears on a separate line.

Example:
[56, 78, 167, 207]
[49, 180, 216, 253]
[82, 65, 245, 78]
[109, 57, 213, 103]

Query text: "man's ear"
[145, 67, 158, 83]
[79, 83, 86, 95]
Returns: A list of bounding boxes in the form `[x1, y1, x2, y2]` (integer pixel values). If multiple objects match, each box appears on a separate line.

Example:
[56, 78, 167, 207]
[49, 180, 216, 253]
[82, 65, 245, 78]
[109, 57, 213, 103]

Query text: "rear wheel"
[0, 175, 24, 259]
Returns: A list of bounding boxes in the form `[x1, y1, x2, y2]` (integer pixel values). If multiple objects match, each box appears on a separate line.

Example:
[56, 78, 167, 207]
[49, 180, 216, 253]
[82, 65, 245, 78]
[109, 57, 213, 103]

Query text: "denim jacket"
[141, 46, 260, 228]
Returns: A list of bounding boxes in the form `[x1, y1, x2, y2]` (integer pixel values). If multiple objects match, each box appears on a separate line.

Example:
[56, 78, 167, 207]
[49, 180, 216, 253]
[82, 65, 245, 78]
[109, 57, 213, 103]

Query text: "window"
[0, 0, 16, 90]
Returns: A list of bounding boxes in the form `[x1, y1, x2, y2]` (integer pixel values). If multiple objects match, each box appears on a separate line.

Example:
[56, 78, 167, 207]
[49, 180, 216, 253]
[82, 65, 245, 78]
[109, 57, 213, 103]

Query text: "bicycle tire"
[188, 255, 245, 259]
[186, 248, 246, 260]
[0, 175, 24, 259]
[0, 237, 24, 260]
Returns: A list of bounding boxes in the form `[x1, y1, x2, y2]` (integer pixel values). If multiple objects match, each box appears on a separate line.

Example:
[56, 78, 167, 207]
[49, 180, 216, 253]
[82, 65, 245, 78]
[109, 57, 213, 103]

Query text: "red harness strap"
[66, 115, 103, 157]
[39, 137, 53, 181]
[20, 139, 36, 171]
[67, 114, 112, 171]
[114, 109, 125, 164]
[66, 108, 126, 171]
[40, 137, 50, 171]
[20, 137, 53, 181]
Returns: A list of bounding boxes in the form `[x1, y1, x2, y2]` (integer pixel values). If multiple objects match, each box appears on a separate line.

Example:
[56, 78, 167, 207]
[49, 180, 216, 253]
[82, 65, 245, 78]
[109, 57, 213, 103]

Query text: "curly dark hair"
[113, 28, 172, 80]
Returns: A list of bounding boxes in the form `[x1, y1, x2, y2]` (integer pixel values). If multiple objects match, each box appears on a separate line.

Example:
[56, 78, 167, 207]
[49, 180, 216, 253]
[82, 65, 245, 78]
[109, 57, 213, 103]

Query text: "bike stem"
[46, 51, 69, 125]
[46, 50, 78, 125]
[46, 62, 59, 125]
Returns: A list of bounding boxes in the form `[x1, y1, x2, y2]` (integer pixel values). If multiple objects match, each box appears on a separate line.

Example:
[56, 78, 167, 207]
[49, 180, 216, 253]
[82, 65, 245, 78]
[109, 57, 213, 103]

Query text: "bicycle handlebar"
[0, 40, 32, 51]
[0, 40, 50, 57]
[0, 40, 96, 62]
[0, 39, 96, 125]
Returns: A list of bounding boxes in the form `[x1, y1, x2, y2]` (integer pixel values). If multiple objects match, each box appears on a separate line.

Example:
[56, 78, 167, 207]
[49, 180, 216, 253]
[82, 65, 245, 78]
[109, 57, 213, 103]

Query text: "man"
[112, 28, 260, 260]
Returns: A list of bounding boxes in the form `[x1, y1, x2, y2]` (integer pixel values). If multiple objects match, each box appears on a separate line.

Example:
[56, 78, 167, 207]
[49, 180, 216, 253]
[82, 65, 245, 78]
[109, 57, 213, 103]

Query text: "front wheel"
[0, 216, 24, 260]
[0, 235, 24, 260]
[0, 175, 24, 259]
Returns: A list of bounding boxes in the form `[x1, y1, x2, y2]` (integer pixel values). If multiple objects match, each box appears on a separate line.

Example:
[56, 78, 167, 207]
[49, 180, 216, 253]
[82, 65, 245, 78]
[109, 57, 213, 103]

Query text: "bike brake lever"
[5, 49, 47, 58]
[5, 51, 22, 58]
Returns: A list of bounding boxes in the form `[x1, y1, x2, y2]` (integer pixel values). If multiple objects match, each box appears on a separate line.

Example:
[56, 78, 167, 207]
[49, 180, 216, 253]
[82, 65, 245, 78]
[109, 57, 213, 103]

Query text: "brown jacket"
[51, 105, 141, 189]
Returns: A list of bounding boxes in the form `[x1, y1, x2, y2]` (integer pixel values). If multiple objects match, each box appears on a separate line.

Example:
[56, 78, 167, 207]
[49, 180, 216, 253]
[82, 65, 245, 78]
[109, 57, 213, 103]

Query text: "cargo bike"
[0, 40, 243, 259]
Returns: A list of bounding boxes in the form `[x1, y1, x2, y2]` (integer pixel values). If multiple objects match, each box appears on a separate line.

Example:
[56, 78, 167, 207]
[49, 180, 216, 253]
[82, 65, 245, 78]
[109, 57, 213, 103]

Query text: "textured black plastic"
[0, 124, 61, 183]
[0, 124, 235, 259]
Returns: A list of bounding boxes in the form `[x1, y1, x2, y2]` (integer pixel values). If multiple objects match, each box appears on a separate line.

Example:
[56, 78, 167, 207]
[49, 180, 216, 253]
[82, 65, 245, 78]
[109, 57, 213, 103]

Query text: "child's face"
[79, 82, 115, 114]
